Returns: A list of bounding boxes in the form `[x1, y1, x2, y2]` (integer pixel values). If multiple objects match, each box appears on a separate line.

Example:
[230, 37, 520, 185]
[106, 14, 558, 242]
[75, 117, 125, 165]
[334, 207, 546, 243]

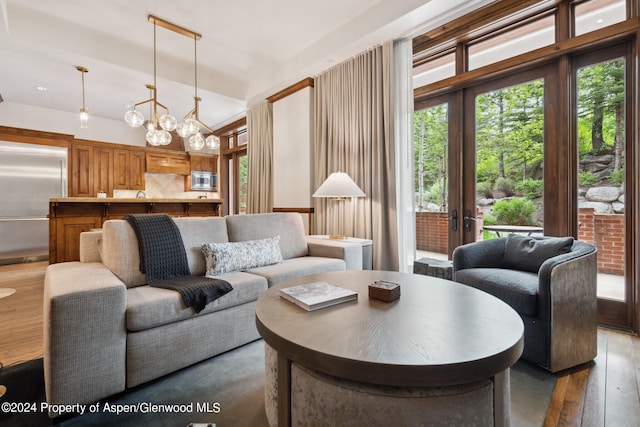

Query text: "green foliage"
[515, 179, 543, 199]
[476, 181, 494, 198]
[414, 104, 448, 210]
[490, 198, 536, 226]
[610, 168, 624, 185]
[578, 171, 598, 187]
[494, 177, 516, 196]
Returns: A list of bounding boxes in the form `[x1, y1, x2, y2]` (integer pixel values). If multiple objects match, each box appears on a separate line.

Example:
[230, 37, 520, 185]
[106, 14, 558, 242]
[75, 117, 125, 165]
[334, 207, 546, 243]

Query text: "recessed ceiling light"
[35, 86, 48, 92]
[596, 18, 604, 24]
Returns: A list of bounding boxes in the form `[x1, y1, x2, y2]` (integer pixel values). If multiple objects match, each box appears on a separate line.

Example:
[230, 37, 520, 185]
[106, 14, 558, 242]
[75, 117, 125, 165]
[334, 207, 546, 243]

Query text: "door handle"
[448, 209, 458, 231]
[463, 209, 479, 232]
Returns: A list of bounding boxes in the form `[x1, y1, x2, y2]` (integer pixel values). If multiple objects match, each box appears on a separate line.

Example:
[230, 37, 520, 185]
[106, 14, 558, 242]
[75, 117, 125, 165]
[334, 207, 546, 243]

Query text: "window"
[217, 118, 247, 215]
[468, 16, 555, 70]
[574, 0, 626, 36]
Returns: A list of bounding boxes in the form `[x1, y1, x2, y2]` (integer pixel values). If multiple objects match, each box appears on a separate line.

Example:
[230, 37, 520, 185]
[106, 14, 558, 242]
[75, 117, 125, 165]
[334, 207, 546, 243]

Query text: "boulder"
[580, 154, 615, 164]
[578, 201, 612, 214]
[612, 202, 625, 214]
[586, 186, 621, 203]
[584, 162, 609, 173]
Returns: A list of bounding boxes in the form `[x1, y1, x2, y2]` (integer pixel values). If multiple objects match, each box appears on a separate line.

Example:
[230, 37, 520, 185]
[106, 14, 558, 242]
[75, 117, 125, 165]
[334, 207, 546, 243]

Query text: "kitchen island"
[48, 197, 223, 263]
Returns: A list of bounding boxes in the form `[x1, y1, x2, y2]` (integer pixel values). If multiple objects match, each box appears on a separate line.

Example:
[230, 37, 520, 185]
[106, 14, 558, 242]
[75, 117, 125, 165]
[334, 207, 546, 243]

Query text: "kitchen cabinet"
[129, 150, 146, 189]
[49, 198, 223, 263]
[94, 146, 114, 195]
[189, 154, 218, 172]
[146, 151, 191, 175]
[114, 148, 146, 190]
[70, 143, 106, 197]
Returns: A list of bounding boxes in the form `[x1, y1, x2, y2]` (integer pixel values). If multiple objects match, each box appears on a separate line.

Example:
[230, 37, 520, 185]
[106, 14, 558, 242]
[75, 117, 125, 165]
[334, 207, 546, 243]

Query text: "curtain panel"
[246, 101, 273, 213]
[313, 42, 400, 271]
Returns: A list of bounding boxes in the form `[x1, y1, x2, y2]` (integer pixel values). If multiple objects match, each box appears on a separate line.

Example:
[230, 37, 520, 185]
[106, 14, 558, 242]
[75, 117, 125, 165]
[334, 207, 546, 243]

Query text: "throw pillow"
[502, 234, 574, 273]
[202, 236, 284, 276]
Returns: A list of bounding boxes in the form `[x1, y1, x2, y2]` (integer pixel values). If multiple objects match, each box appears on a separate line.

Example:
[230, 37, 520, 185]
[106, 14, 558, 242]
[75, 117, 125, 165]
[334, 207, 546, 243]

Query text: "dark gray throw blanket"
[124, 213, 232, 313]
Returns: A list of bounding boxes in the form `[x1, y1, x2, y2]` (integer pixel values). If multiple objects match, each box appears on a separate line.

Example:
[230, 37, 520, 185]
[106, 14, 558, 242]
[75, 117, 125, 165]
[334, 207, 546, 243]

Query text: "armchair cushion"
[502, 235, 574, 273]
[454, 268, 539, 316]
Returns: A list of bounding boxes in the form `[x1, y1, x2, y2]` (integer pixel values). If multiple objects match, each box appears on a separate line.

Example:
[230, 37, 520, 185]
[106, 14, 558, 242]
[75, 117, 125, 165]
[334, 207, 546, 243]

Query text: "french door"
[415, 49, 636, 330]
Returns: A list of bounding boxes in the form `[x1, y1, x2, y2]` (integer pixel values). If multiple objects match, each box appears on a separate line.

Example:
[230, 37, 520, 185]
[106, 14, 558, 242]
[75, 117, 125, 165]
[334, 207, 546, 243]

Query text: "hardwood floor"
[0, 261, 639, 425]
[0, 261, 46, 366]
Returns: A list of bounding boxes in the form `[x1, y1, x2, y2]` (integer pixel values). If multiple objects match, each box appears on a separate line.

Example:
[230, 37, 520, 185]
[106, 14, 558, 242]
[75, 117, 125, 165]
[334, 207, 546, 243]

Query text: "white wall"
[272, 87, 314, 208]
[0, 101, 146, 147]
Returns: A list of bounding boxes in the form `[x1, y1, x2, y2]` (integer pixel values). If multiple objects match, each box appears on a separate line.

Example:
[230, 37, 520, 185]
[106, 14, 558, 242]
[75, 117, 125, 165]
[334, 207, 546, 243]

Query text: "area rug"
[0, 340, 556, 426]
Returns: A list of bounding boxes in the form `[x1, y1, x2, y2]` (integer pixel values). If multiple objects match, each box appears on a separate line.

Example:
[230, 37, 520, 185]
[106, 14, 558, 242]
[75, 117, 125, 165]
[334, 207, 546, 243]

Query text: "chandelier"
[124, 16, 177, 146]
[177, 21, 220, 151]
[124, 15, 219, 150]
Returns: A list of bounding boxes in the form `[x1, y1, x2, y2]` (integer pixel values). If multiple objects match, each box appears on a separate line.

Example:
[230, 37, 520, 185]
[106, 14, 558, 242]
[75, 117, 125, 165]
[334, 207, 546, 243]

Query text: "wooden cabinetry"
[189, 154, 218, 172]
[71, 142, 146, 197]
[70, 143, 114, 197]
[114, 148, 146, 190]
[130, 150, 146, 189]
[146, 151, 191, 175]
[49, 198, 223, 263]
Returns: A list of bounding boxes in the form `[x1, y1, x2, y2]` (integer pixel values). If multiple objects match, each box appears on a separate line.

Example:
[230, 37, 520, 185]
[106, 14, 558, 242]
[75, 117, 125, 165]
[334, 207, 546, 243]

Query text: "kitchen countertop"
[50, 197, 223, 203]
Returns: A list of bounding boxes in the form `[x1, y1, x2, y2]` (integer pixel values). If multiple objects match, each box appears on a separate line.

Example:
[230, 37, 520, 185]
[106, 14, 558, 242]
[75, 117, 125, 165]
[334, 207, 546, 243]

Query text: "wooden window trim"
[415, 19, 637, 102]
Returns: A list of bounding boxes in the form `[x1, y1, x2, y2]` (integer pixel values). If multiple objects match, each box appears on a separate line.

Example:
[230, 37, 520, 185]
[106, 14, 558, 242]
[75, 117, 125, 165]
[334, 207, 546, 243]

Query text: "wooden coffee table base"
[264, 343, 510, 426]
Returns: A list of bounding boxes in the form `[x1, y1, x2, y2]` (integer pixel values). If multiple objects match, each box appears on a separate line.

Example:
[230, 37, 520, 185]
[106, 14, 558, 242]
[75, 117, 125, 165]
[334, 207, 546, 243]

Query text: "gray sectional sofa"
[43, 212, 363, 417]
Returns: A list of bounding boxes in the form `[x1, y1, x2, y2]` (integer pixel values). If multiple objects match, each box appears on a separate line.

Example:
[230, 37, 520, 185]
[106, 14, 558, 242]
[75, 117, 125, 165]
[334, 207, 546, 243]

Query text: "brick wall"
[415, 212, 449, 254]
[578, 208, 624, 275]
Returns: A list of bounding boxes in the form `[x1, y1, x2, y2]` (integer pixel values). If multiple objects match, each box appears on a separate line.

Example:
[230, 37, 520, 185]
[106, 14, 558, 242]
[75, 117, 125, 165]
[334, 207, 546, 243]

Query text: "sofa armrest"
[306, 238, 363, 270]
[452, 238, 506, 273]
[538, 244, 597, 372]
[79, 230, 102, 263]
[44, 262, 127, 416]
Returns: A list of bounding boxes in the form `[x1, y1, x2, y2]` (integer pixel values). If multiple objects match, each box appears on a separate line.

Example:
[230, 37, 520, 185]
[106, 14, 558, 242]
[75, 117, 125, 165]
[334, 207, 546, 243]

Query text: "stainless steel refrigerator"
[0, 140, 67, 264]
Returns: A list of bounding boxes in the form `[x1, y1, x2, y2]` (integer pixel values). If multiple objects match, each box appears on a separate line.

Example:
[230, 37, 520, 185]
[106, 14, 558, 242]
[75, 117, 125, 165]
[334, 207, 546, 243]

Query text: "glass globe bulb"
[205, 134, 220, 150]
[188, 132, 205, 150]
[159, 114, 177, 131]
[124, 109, 144, 128]
[159, 130, 172, 145]
[146, 130, 161, 146]
[185, 119, 199, 136]
[176, 122, 191, 138]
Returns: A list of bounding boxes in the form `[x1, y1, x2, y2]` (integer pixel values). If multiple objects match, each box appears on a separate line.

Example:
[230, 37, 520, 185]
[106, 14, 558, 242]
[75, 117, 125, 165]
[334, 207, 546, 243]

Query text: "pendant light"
[123, 17, 176, 146]
[76, 66, 89, 128]
[176, 27, 219, 150]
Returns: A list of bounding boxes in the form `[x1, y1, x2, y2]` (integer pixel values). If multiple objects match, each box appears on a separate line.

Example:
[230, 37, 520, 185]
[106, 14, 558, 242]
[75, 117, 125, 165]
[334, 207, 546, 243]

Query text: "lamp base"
[329, 234, 348, 240]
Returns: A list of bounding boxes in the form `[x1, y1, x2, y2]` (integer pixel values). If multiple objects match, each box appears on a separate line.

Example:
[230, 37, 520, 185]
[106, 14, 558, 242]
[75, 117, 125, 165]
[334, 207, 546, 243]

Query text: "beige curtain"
[246, 101, 273, 213]
[313, 42, 399, 271]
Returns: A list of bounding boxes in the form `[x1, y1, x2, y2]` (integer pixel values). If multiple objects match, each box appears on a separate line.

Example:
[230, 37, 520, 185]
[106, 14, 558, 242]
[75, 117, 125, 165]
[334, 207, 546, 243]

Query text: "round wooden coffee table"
[255, 270, 524, 427]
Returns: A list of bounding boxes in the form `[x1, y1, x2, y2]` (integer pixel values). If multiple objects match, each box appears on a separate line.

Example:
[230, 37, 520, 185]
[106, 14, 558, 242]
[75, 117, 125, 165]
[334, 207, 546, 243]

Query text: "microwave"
[190, 171, 217, 191]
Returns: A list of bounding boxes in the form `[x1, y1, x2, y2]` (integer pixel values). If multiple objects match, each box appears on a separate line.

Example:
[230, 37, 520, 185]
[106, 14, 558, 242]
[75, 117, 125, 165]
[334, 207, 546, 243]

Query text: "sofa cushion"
[226, 213, 308, 260]
[502, 235, 574, 273]
[246, 256, 345, 288]
[454, 267, 538, 316]
[202, 237, 283, 276]
[126, 271, 267, 332]
[102, 217, 229, 288]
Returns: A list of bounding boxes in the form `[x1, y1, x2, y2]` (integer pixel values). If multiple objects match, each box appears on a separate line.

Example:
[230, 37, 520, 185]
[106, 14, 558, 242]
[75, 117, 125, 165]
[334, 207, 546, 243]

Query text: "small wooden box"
[368, 280, 400, 302]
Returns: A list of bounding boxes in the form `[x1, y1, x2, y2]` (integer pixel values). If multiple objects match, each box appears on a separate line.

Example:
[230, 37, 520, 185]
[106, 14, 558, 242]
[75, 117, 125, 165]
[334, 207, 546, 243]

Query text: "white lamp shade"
[312, 172, 365, 198]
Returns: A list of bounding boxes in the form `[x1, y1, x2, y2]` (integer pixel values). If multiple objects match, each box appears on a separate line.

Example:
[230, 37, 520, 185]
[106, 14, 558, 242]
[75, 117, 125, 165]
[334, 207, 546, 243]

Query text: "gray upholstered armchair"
[452, 235, 597, 372]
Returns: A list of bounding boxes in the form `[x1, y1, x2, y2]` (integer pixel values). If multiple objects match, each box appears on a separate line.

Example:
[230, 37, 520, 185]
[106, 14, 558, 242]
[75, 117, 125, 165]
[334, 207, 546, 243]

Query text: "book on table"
[279, 281, 358, 311]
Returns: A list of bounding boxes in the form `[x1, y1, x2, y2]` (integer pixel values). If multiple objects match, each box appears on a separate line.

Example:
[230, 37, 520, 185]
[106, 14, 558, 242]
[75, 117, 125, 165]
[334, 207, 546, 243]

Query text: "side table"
[307, 235, 373, 270]
[413, 257, 453, 280]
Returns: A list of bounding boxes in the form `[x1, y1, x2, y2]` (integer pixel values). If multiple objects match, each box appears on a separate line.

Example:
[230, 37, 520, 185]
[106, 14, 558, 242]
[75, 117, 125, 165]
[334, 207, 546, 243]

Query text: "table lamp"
[312, 172, 365, 240]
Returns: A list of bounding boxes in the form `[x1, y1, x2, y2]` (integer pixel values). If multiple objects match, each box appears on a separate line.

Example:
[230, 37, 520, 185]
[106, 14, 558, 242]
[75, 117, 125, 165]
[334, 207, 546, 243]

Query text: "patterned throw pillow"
[202, 236, 284, 276]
